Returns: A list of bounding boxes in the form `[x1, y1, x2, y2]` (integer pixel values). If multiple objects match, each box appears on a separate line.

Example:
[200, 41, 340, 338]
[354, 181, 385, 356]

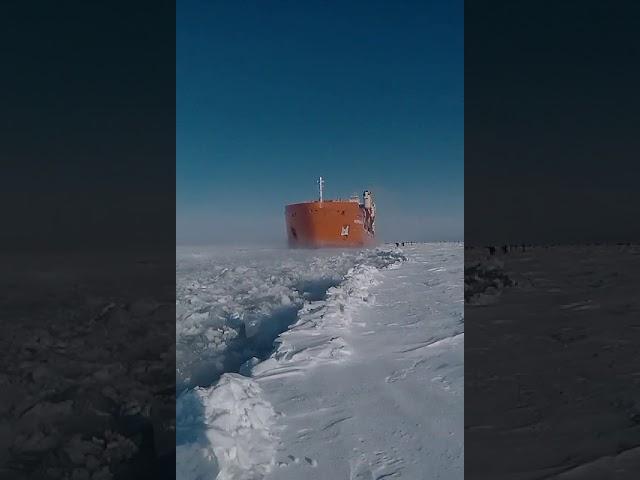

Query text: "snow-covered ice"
[465, 244, 640, 479]
[176, 243, 463, 479]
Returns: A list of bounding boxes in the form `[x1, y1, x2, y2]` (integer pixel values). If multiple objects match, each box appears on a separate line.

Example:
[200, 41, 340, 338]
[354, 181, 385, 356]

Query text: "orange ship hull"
[285, 201, 375, 248]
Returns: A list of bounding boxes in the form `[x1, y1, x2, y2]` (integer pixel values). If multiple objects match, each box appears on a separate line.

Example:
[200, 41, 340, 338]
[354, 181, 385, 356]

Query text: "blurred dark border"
[466, 1, 640, 478]
[1, 1, 176, 478]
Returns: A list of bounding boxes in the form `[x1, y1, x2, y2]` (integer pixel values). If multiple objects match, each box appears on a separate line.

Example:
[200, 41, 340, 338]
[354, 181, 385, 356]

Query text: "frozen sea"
[465, 245, 640, 479]
[176, 243, 464, 480]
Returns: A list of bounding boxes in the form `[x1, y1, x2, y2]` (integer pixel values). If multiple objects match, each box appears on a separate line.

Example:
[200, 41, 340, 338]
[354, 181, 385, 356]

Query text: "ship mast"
[318, 176, 324, 202]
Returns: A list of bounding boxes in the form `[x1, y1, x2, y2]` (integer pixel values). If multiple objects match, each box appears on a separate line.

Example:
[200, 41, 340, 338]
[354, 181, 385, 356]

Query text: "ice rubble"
[176, 247, 405, 391]
[464, 256, 514, 304]
[1, 254, 175, 479]
[175, 246, 406, 479]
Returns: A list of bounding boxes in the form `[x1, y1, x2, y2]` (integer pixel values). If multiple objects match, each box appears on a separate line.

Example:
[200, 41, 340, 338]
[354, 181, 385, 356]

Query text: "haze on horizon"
[177, 0, 463, 246]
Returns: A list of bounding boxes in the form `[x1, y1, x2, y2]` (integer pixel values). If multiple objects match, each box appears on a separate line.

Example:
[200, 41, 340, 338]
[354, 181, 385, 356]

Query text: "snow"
[176, 243, 463, 479]
[176, 374, 275, 480]
[465, 244, 640, 479]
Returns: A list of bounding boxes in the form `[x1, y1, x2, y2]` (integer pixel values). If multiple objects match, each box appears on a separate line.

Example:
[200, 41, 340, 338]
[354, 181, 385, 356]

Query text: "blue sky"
[177, 0, 463, 245]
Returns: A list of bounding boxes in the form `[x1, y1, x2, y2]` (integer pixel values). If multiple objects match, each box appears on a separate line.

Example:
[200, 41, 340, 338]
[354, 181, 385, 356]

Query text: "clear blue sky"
[177, 0, 463, 245]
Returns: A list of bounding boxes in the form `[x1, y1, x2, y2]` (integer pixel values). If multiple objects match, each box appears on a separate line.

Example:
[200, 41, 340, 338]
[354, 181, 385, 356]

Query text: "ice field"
[176, 243, 464, 479]
[466, 245, 640, 479]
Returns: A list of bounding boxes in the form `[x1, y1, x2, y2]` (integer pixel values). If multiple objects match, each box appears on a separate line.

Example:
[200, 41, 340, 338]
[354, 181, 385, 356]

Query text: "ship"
[285, 177, 376, 248]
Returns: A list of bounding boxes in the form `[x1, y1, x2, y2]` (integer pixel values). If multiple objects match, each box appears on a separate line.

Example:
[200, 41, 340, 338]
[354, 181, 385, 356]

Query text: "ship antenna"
[318, 176, 324, 202]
